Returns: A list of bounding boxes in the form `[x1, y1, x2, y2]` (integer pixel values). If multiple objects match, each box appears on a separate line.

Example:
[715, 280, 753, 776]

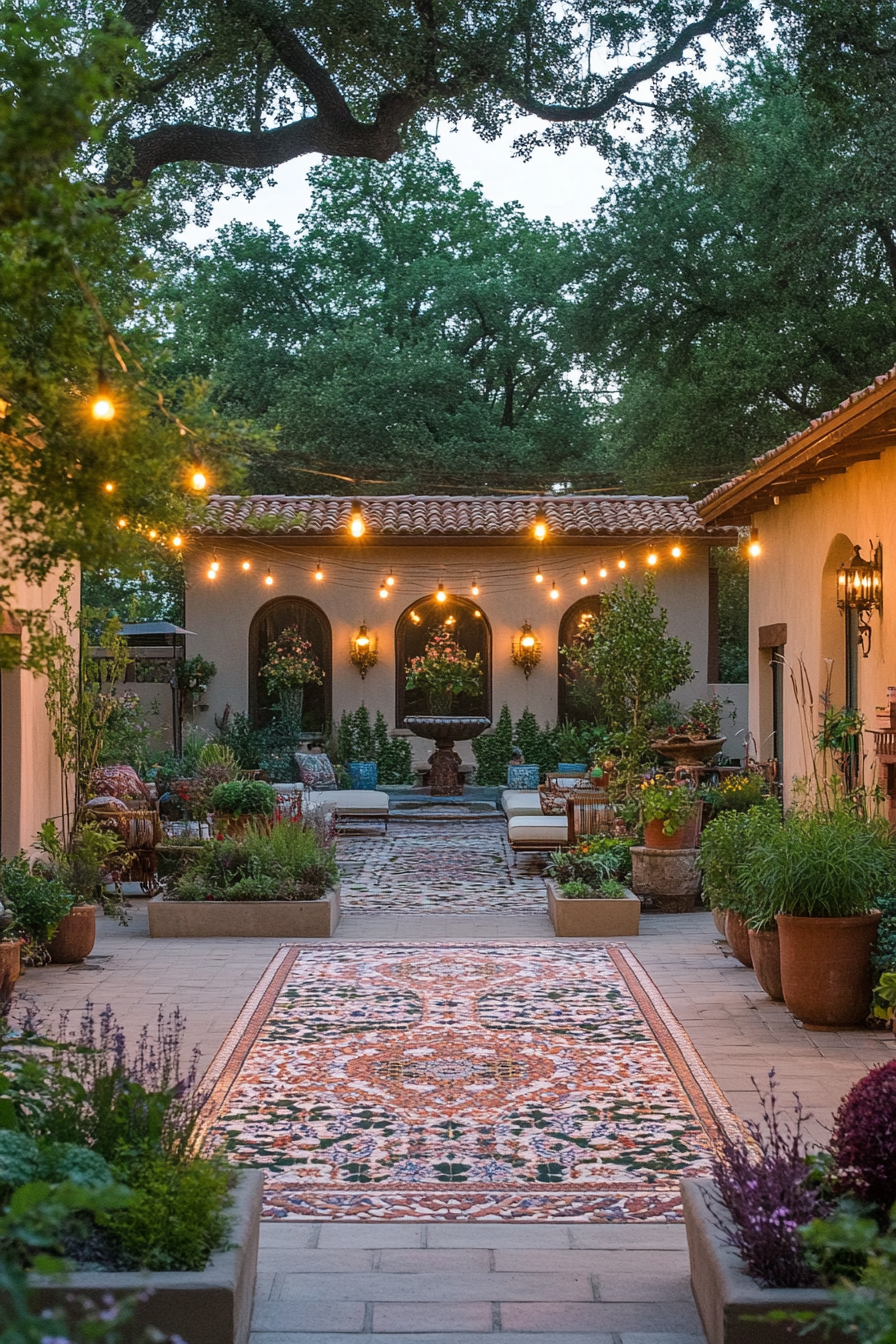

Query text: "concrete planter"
[546, 878, 640, 936]
[148, 885, 341, 937]
[630, 846, 701, 912]
[681, 1177, 843, 1344]
[30, 1168, 263, 1344]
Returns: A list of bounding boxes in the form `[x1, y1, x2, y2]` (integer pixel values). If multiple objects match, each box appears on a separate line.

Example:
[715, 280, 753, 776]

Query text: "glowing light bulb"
[550, 581, 559, 600]
[190, 470, 207, 490]
[356, 624, 370, 648]
[521, 634, 536, 649]
[599, 565, 608, 579]
[579, 570, 588, 586]
[264, 569, 273, 586]
[647, 552, 658, 567]
[207, 568, 216, 580]
[171, 534, 182, 548]
[92, 397, 114, 422]
[386, 571, 395, 586]
[379, 580, 389, 598]
[349, 499, 365, 537]
[535, 568, 544, 583]
[533, 507, 548, 541]
[436, 582, 446, 603]
[314, 562, 323, 581]
[671, 544, 682, 559]
[471, 579, 480, 596]
[210, 557, 219, 572]
[117, 517, 127, 529]
[104, 482, 115, 493]
[618, 558, 627, 570]
[241, 560, 250, 571]
[748, 528, 761, 558]
[148, 529, 158, 540]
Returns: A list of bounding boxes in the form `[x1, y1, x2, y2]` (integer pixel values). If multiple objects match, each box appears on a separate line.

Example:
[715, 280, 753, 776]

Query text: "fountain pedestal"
[405, 716, 492, 796]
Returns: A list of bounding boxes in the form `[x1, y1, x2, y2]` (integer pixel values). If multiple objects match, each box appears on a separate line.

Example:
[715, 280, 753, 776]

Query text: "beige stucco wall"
[1, 566, 77, 857]
[184, 537, 721, 768]
[747, 444, 896, 795]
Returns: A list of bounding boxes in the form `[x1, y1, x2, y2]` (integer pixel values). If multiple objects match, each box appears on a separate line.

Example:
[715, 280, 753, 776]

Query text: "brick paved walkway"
[13, 844, 896, 1344]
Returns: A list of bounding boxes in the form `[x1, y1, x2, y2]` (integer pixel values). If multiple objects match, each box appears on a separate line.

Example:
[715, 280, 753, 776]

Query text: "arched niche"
[249, 596, 332, 730]
[558, 595, 605, 723]
[820, 534, 855, 710]
[395, 595, 491, 727]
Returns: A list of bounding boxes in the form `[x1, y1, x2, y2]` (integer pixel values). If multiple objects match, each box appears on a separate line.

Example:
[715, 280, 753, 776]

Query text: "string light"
[241, 560, 251, 572]
[171, 535, 182, 548]
[748, 527, 761, 558]
[647, 551, 658, 567]
[535, 567, 544, 583]
[550, 580, 559, 600]
[103, 482, 115, 493]
[386, 570, 395, 587]
[618, 557, 627, 570]
[671, 543, 682, 559]
[314, 561, 323, 581]
[148, 529, 158, 540]
[210, 556, 220, 573]
[410, 609, 421, 624]
[471, 575, 480, 596]
[436, 582, 447, 603]
[117, 517, 127, 529]
[579, 570, 588, 586]
[92, 396, 114, 422]
[264, 569, 274, 586]
[599, 563, 608, 579]
[207, 567, 216, 580]
[190, 470, 207, 490]
[533, 507, 548, 541]
[349, 499, 365, 538]
[379, 579, 389, 598]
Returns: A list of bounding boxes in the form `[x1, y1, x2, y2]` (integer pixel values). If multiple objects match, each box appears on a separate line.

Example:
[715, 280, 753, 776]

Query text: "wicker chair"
[78, 802, 163, 892]
[566, 790, 617, 842]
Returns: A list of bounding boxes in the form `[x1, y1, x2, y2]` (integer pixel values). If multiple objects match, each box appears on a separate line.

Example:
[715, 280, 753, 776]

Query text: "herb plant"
[697, 800, 781, 915]
[174, 819, 337, 901]
[209, 778, 277, 817]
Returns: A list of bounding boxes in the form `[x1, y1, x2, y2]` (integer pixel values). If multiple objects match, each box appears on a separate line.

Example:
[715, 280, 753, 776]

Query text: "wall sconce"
[349, 499, 365, 538]
[837, 541, 883, 657]
[350, 623, 378, 679]
[511, 620, 542, 679]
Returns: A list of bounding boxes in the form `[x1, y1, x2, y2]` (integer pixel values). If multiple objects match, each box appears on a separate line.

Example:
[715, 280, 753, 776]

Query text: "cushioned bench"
[305, 789, 390, 831]
[506, 814, 570, 853]
[500, 789, 544, 819]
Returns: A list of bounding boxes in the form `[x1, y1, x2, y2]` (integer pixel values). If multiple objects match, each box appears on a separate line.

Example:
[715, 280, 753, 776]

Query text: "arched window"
[395, 595, 491, 726]
[558, 595, 604, 723]
[249, 597, 332, 730]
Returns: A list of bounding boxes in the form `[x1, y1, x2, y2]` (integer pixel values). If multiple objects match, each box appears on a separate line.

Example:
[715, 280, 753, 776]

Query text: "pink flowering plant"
[405, 628, 483, 702]
[260, 627, 324, 693]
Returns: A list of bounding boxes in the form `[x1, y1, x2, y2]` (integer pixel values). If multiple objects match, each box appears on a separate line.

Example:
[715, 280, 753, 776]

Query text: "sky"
[179, 116, 612, 246]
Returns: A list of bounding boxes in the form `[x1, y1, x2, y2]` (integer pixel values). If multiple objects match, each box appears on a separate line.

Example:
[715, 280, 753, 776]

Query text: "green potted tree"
[747, 809, 892, 1029]
[209, 779, 277, 839]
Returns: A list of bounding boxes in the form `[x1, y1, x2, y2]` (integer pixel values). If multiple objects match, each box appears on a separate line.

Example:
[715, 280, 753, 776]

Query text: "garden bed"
[148, 885, 341, 937]
[29, 1168, 263, 1344]
[546, 877, 640, 936]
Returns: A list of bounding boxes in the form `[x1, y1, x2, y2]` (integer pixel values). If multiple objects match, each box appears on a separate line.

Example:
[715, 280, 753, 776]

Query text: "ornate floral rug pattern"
[337, 821, 547, 914]
[200, 942, 741, 1221]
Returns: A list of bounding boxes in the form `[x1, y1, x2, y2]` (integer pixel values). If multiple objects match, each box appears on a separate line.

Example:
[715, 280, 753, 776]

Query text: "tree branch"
[248, 12, 357, 123]
[120, 1, 164, 38]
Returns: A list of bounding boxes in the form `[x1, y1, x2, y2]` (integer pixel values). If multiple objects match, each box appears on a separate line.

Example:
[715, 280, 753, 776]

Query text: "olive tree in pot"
[209, 779, 277, 839]
[746, 809, 894, 1029]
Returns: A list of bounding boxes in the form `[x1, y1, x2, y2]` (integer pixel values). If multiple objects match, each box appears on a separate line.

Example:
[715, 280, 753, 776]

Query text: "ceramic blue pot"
[507, 764, 540, 789]
[348, 761, 378, 789]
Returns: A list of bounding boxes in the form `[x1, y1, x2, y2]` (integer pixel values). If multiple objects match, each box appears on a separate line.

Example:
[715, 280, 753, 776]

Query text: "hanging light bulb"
[207, 567, 216, 580]
[210, 556, 220, 573]
[579, 570, 588, 586]
[379, 580, 389, 598]
[117, 517, 127, 529]
[647, 551, 658, 566]
[471, 576, 480, 596]
[148, 529, 158, 540]
[671, 542, 682, 559]
[618, 557, 627, 570]
[599, 563, 608, 579]
[550, 580, 559, 600]
[386, 570, 395, 587]
[241, 560, 251, 572]
[535, 567, 544, 584]
[103, 482, 115, 493]
[314, 561, 323, 581]
[349, 499, 365, 537]
[748, 527, 762, 558]
[436, 581, 447, 603]
[190, 470, 207, 490]
[264, 569, 274, 586]
[171, 534, 182, 548]
[533, 506, 548, 541]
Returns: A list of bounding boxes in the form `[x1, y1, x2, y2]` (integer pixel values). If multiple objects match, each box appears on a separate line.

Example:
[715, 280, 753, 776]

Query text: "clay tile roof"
[698, 364, 896, 523]
[195, 494, 734, 540]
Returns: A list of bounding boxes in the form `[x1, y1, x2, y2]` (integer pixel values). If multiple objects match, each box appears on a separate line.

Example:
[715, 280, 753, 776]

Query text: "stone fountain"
[404, 715, 491, 796]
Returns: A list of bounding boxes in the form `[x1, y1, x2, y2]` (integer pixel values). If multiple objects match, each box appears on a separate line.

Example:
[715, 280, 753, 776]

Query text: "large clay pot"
[0, 940, 21, 1001]
[776, 912, 882, 1030]
[748, 926, 784, 1001]
[712, 906, 728, 936]
[643, 801, 703, 850]
[724, 909, 753, 967]
[47, 905, 96, 964]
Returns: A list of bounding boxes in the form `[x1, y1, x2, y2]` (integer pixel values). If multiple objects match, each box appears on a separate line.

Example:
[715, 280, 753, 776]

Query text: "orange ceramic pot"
[47, 905, 96, 964]
[776, 912, 881, 1030]
[643, 801, 704, 850]
[0, 940, 21, 1000]
[725, 909, 753, 967]
[748, 927, 783, 1001]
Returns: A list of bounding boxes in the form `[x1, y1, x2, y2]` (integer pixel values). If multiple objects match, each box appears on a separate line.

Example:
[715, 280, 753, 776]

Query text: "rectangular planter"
[148, 884, 340, 937]
[681, 1177, 845, 1344]
[546, 878, 641, 936]
[30, 1168, 263, 1344]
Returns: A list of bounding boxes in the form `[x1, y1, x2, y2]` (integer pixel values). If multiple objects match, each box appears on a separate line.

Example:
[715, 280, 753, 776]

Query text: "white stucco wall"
[747, 444, 896, 794]
[184, 537, 721, 768]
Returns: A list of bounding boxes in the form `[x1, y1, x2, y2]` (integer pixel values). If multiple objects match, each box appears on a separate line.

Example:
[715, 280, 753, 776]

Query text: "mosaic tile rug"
[200, 942, 742, 1221]
[337, 821, 547, 914]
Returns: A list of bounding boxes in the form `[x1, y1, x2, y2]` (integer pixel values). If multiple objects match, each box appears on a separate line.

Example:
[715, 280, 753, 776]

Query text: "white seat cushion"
[500, 789, 544, 818]
[306, 789, 389, 816]
[507, 815, 569, 845]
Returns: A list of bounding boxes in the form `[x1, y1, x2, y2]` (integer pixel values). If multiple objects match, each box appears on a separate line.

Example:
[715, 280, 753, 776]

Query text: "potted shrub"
[697, 801, 781, 962]
[34, 819, 130, 962]
[209, 779, 277, 838]
[747, 809, 892, 1029]
[544, 838, 639, 936]
[0, 852, 75, 965]
[639, 774, 702, 848]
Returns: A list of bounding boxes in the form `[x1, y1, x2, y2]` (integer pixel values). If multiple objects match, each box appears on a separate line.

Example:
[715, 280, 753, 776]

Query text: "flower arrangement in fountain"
[260, 627, 324, 692]
[405, 628, 483, 712]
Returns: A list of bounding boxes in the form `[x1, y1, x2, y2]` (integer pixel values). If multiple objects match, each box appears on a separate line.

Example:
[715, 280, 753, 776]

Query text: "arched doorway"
[558, 595, 605, 722]
[395, 595, 491, 726]
[249, 597, 332, 730]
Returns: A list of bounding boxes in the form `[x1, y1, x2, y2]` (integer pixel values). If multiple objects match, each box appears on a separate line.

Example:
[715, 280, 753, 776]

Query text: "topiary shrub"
[831, 1060, 896, 1213]
[470, 704, 513, 785]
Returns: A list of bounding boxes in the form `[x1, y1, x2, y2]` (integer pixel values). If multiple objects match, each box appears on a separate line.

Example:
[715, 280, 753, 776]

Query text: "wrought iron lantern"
[511, 620, 542, 679]
[350, 623, 378, 679]
[837, 541, 883, 657]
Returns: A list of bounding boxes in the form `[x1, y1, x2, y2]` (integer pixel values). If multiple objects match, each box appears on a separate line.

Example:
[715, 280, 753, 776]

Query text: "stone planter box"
[148, 885, 341, 937]
[30, 1168, 263, 1344]
[546, 878, 640, 936]
[681, 1177, 843, 1344]
[630, 846, 701, 912]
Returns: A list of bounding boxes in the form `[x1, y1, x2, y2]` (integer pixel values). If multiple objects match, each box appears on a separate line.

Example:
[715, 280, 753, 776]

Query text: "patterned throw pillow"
[538, 786, 568, 816]
[294, 752, 338, 790]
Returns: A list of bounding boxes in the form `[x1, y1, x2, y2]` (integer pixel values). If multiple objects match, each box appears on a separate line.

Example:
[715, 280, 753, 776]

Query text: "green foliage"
[638, 776, 697, 836]
[215, 710, 269, 772]
[175, 654, 217, 697]
[561, 577, 694, 732]
[0, 854, 73, 951]
[175, 820, 337, 902]
[872, 890, 896, 1022]
[800, 1207, 896, 1344]
[36, 820, 126, 919]
[208, 779, 276, 817]
[547, 836, 635, 888]
[101, 1152, 231, 1273]
[0, 1133, 114, 1196]
[471, 705, 514, 787]
[559, 878, 627, 900]
[512, 710, 557, 781]
[335, 707, 413, 783]
[697, 801, 783, 915]
[699, 772, 767, 813]
[96, 690, 158, 775]
[715, 547, 749, 684]
[338, 706, 375, 763]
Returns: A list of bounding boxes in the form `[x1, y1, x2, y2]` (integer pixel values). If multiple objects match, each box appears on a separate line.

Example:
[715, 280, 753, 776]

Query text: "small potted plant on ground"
[544, 837, 639, 936]
[209, 779, 277, 839]
[628, 774, 704, 912]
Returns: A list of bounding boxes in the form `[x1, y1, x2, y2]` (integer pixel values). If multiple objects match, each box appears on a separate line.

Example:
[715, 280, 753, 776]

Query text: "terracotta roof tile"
[195, 494, 732, 540]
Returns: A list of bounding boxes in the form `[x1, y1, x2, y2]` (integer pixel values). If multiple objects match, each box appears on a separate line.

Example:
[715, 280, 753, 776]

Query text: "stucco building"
[186, 494, 743, 769]
[698, 366, 896, 799]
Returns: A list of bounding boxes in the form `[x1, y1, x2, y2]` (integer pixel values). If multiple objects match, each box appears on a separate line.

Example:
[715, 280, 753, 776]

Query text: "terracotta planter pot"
[213, 815, 272, 841]
[748, 927, 783, 1001]
[0, 940, 21, 1000]
[643, 800, 703, 850]
[712, 907, 728, 936]
[776, 912, 882, 1030]
[724, 910, 753, 967]
[47, 905, 96, 964]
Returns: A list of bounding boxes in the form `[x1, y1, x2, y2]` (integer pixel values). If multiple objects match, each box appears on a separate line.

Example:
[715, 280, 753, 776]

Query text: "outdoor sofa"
[501, 787, 617, 856]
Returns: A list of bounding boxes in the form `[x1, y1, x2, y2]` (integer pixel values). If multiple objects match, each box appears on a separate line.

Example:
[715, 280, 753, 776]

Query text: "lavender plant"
[710, 1071, 832, 1288]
